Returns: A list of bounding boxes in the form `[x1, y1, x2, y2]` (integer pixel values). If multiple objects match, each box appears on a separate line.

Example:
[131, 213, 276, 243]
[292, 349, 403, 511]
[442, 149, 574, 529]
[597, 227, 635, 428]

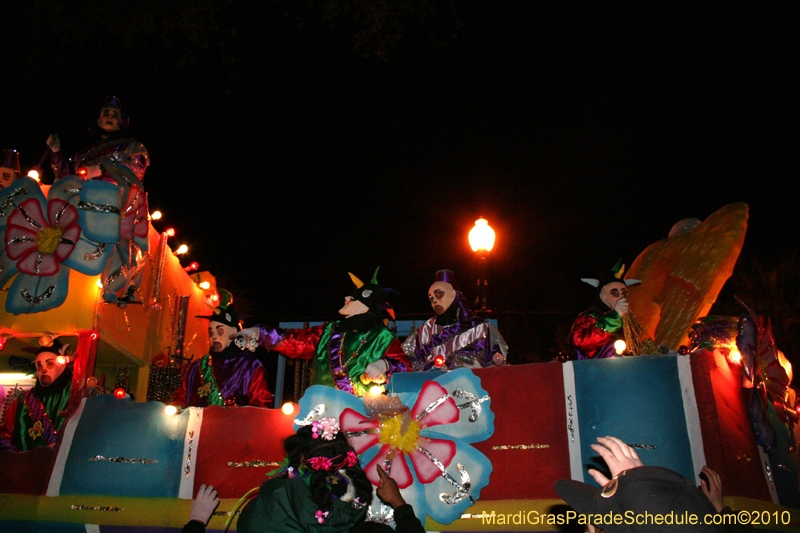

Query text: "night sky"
[3, 2, 798, 360]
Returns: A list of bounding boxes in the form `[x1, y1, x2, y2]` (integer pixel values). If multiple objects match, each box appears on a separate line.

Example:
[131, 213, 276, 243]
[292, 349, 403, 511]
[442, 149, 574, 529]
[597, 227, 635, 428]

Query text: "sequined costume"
[51, 130, 149, 183]
[568, 306, 624, 360]
[257, 319, 410, 397]
[171, 344, 272, 408]
[403, 315, 508, 371]
[0, 368, 72, 452]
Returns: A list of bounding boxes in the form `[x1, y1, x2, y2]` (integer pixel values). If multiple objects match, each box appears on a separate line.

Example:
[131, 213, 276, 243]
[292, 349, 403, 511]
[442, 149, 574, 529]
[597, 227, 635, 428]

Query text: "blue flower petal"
[5, 268, 70, 314]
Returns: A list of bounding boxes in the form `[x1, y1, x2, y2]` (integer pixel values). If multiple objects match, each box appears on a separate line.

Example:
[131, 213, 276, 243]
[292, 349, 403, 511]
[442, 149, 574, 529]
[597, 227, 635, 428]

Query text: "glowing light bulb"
[614, 340, 627, 355]
[184, 262, 199, 272]
[469, 218, 496, 252]
[56, 355, 68, 366]
[281, 403, 295, 415]
[27, 169, 40, 181]
[369, 385, 385, 395]
[175, 244, 188, 255]
[165, 228, 175, 237]
[164, 405, 178, 416]
[433, 355, 446, 368]
[113, 388, 126, 399]
[199, 281, 211, 290]
[151, 210, 162, 220]
[96, 279, 103, 288]
[77, 167, 88, 178]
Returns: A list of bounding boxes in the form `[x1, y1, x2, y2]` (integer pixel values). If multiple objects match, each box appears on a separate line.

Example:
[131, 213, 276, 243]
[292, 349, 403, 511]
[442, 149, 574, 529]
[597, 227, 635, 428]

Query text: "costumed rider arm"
[0, 399, 21, 451]
[369, 337, 411, 381]
[246, 365, 273, 407]
[569, 304, 626, 355]
[236, 325, 326, 359]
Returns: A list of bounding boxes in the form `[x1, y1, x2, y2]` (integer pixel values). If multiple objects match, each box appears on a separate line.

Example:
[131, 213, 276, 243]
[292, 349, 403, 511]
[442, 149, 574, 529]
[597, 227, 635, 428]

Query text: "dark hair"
[284, 425, 373, 512]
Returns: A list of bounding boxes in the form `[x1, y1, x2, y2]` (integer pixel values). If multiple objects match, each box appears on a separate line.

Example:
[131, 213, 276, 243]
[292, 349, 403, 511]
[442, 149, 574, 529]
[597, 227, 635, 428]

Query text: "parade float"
[0, 186, 798, 531]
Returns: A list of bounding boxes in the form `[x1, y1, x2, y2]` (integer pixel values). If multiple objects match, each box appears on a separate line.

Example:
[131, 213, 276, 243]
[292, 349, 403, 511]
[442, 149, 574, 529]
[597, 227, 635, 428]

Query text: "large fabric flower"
[5, 198, 80, 276]
[296, 368, 494, 525]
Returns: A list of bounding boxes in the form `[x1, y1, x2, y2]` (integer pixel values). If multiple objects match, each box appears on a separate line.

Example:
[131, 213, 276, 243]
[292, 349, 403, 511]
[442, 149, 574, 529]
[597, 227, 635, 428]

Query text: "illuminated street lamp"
[469, 217, 495, 312]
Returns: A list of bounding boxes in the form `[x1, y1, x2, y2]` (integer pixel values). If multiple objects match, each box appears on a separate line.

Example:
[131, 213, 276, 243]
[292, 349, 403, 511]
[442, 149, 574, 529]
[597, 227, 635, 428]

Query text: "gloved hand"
[363, 360, 389, 382]
[233, 327, 260, 352]
[46, 134, 61, 153]
[190, 484, 220, 525]
[614, 298, 629, 317]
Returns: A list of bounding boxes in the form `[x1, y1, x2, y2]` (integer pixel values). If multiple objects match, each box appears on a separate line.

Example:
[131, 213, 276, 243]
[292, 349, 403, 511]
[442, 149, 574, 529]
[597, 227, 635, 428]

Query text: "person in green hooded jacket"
[237, 419, 373, 533]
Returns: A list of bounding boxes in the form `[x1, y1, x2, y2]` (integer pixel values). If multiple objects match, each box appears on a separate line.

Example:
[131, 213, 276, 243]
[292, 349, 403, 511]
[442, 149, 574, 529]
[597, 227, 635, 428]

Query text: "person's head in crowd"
[284, 421, 373, 514]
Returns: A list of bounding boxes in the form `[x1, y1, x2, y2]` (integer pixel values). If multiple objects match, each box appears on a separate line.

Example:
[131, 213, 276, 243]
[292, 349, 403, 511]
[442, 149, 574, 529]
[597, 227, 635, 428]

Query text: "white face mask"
[600, 282, 628, 309]
[428, 281, 456, 315]
[339, 296, 369, 317]
[35, 352, 66, 386]
[208, 321, 238, 352]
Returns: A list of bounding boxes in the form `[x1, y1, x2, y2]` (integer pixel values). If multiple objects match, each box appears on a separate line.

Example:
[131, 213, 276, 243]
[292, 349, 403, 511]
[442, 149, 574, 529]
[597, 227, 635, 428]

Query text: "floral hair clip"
[312, 417, 340, 440]
[333, 450, 359, 470]
[307, 455, 335, 471]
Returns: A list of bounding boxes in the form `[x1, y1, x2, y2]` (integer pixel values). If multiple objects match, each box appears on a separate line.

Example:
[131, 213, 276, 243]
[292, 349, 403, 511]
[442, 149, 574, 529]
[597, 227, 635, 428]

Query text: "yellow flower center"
[378, 414, 420, 454]
[36, 227, 63, 255]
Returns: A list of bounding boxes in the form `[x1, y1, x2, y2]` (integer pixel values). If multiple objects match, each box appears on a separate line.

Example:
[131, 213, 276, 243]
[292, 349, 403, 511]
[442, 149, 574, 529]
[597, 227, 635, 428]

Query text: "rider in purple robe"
[403, 270, 508, 371]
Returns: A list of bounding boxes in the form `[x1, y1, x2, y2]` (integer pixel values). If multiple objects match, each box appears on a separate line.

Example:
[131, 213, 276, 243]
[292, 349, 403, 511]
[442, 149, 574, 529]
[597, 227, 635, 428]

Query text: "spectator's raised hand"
[376, 465, 406, 509]
[700, 466, 725, 512]
[587, 436, 643, 486]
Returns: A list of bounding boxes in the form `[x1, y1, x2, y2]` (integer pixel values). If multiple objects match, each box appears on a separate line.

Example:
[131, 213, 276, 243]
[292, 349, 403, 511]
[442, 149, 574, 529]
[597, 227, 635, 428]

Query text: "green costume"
[237, 475, 368, 533]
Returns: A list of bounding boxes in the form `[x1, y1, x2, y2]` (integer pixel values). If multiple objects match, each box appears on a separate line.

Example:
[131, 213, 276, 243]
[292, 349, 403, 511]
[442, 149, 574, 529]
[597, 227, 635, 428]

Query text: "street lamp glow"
[469, 218, 495, 252]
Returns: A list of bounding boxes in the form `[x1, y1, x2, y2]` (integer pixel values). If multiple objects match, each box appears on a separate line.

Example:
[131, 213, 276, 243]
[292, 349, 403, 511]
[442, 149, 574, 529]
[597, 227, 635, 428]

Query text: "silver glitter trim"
[212, 510, 242, 517]
[628, 444, 657, 450]
[71, 505, 124, 512]
[414, 394, 450, 422]
[294, 404, 326, 426]
[6, 236, 36, 245]
[567, 395, 575, 442]
[60, 237, 77, 246]
[366, 504, 395, 524]
[90, 455, 158, 464]
[0, 187, 29, 217]
[84, 243, 107, 261]
[21, 285, 56, 305]
[184, 430, 194, 476]
[344, 429, 378, 438]
[226, 460, 281, 468]
[105, 265, 124, 286]
[77, 200, 121, 214]
[440, 463, 474, 505]
[18, 204, 45, 230]
[414, 445, 474, 505]
[452, 388, 489, 422]
[64, 187, 81, 193]
[35, 253, 43, 274]
[54, 202, 70, 226]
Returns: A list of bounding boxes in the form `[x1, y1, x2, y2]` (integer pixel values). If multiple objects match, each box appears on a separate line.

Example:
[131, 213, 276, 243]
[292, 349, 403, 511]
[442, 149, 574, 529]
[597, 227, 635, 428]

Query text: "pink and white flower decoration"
[296, 368, 493, 525]
[5, 198, 80, 276]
